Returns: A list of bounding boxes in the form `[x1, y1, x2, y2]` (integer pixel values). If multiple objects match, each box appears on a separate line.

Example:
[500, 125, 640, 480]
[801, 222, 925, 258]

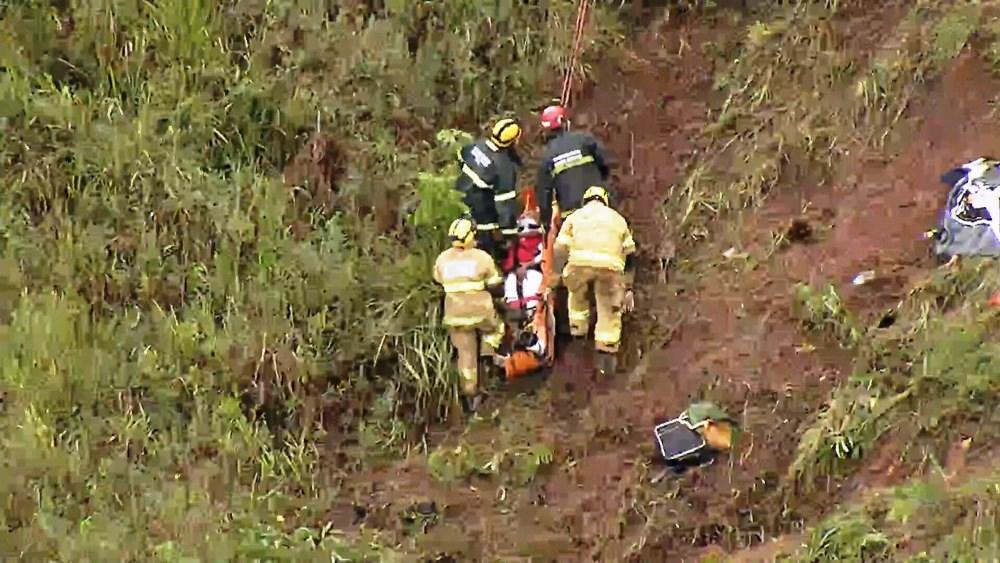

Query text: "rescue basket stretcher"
[501, 186, 561, 380]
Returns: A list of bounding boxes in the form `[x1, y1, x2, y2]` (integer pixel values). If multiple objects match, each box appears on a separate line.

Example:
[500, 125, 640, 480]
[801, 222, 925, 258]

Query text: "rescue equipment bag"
[653, 401, 738, 472]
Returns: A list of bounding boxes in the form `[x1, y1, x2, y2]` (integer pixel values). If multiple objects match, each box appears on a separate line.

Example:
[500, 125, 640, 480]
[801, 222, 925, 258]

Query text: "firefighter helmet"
[540, 105, 566, 130]
[448, 217, 476, 248]
[490, 118, 522, 148]
[583, 185, 610, 206]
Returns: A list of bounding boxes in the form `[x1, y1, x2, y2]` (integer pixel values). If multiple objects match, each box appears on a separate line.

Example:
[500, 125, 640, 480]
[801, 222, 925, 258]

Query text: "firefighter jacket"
[536, 130, 611, 226]
[433, 246, 504, 327]
[454, 139, 522, 237]
[554, 200, 636, 273]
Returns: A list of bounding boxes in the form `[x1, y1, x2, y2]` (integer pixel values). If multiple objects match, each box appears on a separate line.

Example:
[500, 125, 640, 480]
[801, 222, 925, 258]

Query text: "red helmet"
[540, 105, 566, 130]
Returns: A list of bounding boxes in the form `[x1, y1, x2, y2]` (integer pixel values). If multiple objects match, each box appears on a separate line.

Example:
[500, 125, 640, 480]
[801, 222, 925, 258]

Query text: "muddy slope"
[336, 7, 1000, 562]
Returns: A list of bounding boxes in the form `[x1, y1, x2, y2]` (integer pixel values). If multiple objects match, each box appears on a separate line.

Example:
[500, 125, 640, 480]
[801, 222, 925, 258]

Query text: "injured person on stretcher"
[493, 210, 549, 380]
[501, 212, 545, 321]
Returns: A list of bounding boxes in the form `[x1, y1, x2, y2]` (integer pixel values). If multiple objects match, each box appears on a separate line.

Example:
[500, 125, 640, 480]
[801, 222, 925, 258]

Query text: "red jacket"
[502, 233, 544, 272]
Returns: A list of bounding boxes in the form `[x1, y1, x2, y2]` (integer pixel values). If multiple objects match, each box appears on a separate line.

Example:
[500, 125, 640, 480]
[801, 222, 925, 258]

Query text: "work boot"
[596, 351, 617, 376]
[461, 393, 483, 414]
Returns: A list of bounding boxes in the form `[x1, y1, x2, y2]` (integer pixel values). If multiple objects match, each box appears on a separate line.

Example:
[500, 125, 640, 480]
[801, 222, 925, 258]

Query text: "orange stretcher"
[501, 186, 562, 380]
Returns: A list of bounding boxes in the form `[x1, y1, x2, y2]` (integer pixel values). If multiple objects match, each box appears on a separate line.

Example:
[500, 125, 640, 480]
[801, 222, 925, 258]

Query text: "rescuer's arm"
[536, 159, 554, 228]
[590, 136, 612, 181]
[495, 162, 519, 239]
[551, 218, 573, 286]
[432, 257, 443, 286]
[622, 228, 637, 312]
[484, 256, 505, 298]
[623, 234, 636, 287]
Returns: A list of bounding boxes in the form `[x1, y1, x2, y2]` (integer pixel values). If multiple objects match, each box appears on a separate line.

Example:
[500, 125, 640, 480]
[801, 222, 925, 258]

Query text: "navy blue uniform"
[536, 130, 611, 227]
[455, 139, 521, 257]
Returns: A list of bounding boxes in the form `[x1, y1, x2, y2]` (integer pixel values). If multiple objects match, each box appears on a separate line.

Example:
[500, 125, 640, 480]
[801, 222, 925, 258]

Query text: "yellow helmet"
[490, 118, 522, 148]
[448, 217, 476, 248]
[583, 185, 610, 206]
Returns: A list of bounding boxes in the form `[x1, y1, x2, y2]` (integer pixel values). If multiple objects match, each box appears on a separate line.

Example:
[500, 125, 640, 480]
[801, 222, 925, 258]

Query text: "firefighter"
[535, 105, 612, 229]
[454, 117, 524, 260]
[552, 186, 636, 375]
[433, 217, 506, 411]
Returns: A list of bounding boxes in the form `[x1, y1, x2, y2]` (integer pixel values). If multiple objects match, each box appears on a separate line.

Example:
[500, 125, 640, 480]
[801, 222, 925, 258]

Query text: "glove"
[623, 289, 635, 313]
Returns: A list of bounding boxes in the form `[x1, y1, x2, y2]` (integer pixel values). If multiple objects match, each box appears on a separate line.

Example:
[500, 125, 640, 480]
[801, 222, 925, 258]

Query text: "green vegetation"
[426, 406, 554, 487]
[793, 465, 1000, 561]
[0, 0, 622, 558]
[792, 282, 863, 348]
[789, 260, 1000, 490]
[4, 0, 1000, 559]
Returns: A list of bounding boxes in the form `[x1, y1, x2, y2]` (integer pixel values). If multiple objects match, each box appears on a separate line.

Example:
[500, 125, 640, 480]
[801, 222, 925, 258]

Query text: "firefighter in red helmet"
[535, 105, 612, 228]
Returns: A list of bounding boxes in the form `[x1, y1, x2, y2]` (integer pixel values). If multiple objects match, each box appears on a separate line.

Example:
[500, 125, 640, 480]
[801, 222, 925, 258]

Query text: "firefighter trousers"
[447, 316, 504, 396]
[563, 264, 626, 353]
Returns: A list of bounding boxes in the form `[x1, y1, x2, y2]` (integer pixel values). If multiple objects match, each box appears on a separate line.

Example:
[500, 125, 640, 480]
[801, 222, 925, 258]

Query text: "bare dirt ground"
[333, 7, 1000, 562]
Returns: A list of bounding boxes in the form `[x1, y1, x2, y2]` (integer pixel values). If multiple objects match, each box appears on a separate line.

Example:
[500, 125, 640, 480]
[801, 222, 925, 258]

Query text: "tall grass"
[793, 465, 1000, 561]
[0, 0, 624, 557]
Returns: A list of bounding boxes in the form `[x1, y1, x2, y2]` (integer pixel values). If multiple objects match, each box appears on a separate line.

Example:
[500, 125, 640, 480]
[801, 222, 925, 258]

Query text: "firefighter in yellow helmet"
[454, 117, 524, 260]
[552, 186, 636, 374]
[433, 217, 506, 411]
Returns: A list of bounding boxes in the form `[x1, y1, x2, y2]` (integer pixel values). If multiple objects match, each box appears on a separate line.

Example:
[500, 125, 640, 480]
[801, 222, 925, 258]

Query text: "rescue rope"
[559, 0, 591, 108]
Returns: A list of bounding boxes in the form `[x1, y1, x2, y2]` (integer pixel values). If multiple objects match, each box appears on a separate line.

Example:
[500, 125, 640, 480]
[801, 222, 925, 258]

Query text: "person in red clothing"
[502, 211, 545, 319]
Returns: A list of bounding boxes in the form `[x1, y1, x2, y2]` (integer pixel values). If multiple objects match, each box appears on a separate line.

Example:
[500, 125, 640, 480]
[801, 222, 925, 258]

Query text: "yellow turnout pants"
[447, 317, 504, 396]
[563, 264, 626, 353]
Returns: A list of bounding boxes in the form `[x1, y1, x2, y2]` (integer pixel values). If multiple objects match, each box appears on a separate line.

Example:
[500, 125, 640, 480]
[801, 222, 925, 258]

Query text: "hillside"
[3, 1, 1000, 561]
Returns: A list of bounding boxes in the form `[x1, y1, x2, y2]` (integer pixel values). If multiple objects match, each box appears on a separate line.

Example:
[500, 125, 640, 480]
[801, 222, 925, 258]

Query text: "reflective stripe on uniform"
[595, 330, 621, 345]
[500, 227, 518, 236]
[486, 275, 504, 286]
[482, 330, 504, 349]
[442, 280, 486, 293]
[477, 223, 499, 231]
[462, 164, 491, 189]
[552, 155, 594, 176]
[568, 309, 590, 321]
[444, 316, 489, 327]
[494, 190, 517, 202]
[569, 249, 625, 271]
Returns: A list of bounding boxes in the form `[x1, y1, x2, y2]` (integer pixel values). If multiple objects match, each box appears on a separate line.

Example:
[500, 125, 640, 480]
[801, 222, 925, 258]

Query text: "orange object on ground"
[700, 421, 734, 451]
